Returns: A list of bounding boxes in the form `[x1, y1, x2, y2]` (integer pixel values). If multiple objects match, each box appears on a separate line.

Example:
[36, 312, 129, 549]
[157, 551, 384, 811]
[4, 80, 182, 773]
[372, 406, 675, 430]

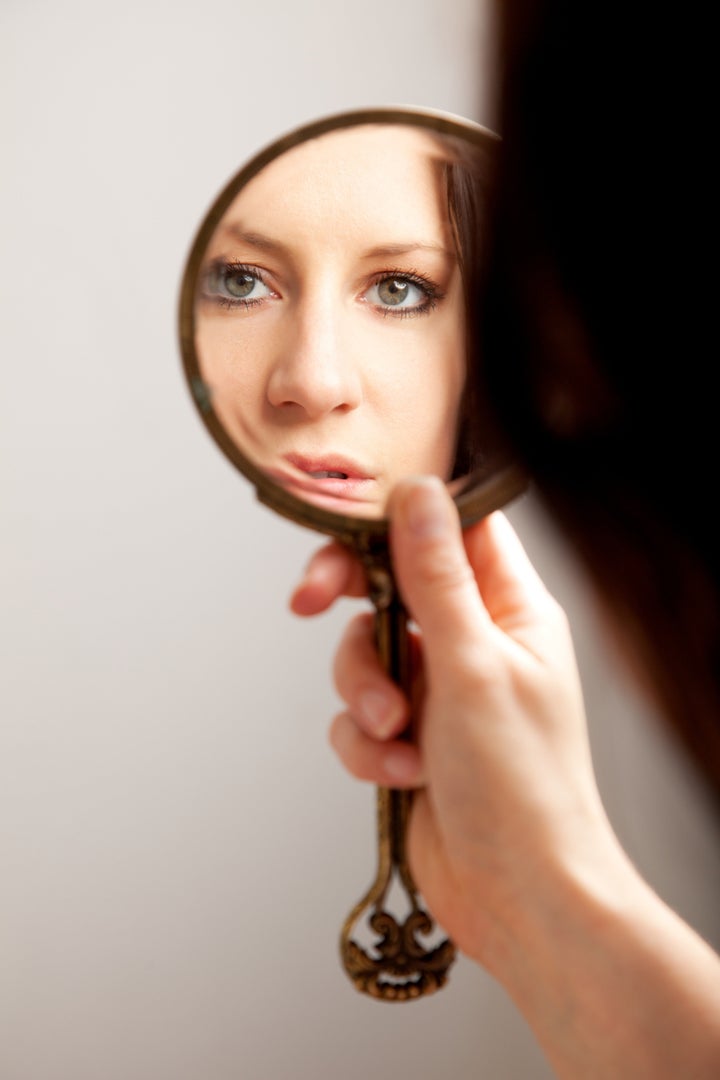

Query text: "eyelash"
[367, 268, 445, 318]
[200, 261, 445, 316]
[201, 260, 274, 311]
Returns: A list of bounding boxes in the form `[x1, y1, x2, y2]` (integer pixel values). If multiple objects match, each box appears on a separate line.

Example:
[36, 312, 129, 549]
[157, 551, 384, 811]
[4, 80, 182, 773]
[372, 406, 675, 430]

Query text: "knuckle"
[412, 548, 476, 596]
[332, 613, 378, 697]
[329, 712, 379, 783]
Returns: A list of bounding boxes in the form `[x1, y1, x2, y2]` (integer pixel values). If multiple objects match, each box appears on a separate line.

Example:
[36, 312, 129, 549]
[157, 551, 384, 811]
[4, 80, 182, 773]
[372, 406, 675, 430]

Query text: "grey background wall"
[2, 2, 718, 1078]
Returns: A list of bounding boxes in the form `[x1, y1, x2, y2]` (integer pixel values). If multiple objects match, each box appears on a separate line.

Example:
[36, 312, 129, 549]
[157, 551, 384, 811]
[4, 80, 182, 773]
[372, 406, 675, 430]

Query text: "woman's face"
[195, 124, 467, 518]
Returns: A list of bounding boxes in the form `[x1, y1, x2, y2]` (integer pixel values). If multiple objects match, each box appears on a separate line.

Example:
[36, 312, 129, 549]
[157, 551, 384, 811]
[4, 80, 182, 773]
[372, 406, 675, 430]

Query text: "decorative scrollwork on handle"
[341, 908, 456, 1001]
[338, 539, 457, 1001]
[340, 789, 456, 1001]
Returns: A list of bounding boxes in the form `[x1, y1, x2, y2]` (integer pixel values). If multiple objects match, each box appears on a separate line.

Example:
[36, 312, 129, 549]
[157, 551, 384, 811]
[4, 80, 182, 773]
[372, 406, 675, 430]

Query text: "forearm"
[483, 833, 720, 1079]
[299, 492, 720, 1074]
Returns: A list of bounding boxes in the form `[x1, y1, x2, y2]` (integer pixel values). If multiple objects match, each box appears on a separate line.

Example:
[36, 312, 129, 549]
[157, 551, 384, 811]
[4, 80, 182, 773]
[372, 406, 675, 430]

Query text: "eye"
[202, 261, 276, 308]
[363, 272, 440, 316]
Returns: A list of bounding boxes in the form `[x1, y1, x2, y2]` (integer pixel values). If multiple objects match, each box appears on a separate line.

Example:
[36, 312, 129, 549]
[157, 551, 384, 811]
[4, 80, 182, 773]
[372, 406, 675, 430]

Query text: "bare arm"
[292, 476, 720, 1078]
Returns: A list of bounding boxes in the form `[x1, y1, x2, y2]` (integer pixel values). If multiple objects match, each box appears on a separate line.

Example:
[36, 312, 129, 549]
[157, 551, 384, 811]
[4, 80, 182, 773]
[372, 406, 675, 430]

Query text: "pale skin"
[195, 125, 466, 519]
[291, 476, 720, 1078]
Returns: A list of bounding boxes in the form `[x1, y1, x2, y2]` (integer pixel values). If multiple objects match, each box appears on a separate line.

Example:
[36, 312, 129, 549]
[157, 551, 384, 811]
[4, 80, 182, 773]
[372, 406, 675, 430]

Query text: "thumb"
[388, 476, 490, 663]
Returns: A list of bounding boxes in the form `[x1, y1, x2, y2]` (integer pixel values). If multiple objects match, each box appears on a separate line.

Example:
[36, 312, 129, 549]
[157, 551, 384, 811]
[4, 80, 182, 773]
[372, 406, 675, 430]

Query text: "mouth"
[306, 469, 350, 480]
[264, 453, 379, 513]
[285, 453, 373, 483]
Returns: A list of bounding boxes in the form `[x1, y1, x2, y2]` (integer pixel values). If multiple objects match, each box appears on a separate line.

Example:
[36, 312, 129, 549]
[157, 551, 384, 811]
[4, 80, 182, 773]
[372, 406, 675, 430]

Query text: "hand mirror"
[179, 106, 527, 1001]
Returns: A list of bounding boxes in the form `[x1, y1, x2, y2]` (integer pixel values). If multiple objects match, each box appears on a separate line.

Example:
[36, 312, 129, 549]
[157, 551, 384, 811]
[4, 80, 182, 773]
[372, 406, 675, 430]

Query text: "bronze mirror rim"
[178, 104, 527, 542]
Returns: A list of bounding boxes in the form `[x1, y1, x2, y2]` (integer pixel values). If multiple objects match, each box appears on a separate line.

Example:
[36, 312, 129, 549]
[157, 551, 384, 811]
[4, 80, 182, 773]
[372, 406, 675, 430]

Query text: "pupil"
[379, 278, 409, 305]
[225, 272, 255, 298]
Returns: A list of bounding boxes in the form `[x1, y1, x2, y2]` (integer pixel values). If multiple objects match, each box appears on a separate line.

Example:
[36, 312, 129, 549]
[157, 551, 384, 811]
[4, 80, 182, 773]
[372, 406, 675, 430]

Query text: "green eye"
[224, 270, 258, 298]
[203, 262, 275, 307]
[377, 278, 412, 305]
[364, 273, 438, 315]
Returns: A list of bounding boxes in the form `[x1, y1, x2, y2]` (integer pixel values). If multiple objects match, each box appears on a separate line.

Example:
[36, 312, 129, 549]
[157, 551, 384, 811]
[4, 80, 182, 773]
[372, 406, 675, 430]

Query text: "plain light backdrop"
[2, 2, 718, 1078]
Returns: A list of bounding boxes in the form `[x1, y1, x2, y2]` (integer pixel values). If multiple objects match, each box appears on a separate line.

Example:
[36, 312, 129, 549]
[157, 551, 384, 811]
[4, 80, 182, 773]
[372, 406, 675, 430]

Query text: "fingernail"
[403, 476, 448, 538]
[359, 689, 399, 739]
[288, 577, 310, 611]
[291, 563, 313, 596]
[383, 746, 422, 785]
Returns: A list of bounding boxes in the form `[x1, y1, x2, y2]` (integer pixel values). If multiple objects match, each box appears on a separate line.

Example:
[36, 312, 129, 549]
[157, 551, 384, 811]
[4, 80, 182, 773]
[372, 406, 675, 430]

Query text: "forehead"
[219, 124, 453, 247]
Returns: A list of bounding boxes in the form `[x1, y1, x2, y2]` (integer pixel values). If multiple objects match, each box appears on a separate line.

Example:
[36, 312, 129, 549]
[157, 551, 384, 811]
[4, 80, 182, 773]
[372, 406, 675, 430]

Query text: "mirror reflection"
[193, 121, 491, 519]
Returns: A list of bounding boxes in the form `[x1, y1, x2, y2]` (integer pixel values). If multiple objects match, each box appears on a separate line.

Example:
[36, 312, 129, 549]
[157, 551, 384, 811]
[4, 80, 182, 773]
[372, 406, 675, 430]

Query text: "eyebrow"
[218, 224, 456, 261]
[361, 242, 456, 260]
[219, 224, 291, 256]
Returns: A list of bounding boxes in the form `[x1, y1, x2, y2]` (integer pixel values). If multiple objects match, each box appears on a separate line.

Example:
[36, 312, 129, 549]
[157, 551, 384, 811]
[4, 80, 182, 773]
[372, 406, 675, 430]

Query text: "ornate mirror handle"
[338, 544, 456, 1001]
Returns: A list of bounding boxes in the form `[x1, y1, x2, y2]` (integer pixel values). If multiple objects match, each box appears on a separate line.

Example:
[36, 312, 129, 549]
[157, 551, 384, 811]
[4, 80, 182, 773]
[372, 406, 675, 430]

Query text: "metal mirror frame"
[178, 105, 527, 547]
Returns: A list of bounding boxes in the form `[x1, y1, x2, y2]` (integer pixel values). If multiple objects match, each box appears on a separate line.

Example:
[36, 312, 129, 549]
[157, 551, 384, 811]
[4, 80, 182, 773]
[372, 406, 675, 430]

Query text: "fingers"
[464, 511, 554, 614]
[388, 477, 491, 665]
[294, 540, 423, 791]
[289, 541, 367, 615]
[333, 613, 410, 740]
[330, 613, 419, 788]
[329, 712, 424, 788]
[463, 511, 565, 638]
[389, 479, 566, 669]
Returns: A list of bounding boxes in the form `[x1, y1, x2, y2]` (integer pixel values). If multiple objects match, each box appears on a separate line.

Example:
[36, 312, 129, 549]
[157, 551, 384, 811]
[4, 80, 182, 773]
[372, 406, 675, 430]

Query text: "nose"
[266, 300, 362, 420]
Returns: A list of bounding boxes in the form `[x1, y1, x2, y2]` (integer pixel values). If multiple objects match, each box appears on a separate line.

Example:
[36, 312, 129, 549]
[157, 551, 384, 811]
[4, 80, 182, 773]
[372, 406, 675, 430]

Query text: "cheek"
[402, 320, 466, 423]
[437, 317, 467, 406]
[364, 315, 464, 403]
[409, 323, 466, 476]
[196, 318, 269, 406]
[363, 321, 466, 474]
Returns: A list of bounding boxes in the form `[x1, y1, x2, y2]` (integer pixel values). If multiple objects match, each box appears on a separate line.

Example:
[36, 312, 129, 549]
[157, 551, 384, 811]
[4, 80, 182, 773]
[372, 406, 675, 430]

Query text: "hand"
[291, 476, 612, 965]
[291, 477, 720, 1076]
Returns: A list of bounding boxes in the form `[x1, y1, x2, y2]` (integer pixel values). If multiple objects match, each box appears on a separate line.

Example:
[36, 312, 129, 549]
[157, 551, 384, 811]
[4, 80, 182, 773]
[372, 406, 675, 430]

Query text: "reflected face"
[195, 125, 467, 517]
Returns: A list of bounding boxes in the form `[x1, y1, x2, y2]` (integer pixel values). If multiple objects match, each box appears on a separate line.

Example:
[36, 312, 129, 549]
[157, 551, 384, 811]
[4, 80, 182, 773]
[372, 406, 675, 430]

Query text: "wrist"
[476, 816, 635, 983]
[475, 826, 720, 1078]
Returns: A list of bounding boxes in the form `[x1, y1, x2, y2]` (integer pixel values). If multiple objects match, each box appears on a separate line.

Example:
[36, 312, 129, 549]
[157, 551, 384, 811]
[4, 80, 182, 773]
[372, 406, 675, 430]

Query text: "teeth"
[309, 470, 348, 480]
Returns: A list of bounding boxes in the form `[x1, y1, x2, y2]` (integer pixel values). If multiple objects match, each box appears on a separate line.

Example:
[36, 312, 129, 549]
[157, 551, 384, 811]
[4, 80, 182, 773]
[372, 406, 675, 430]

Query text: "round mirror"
[178, 106, 529, 1001]
[179, 107, 527, 542]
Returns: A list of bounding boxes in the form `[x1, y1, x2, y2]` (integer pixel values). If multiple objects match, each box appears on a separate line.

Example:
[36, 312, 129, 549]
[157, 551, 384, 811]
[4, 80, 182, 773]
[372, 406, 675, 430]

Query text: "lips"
[284, 452, 372, 483]
[264, 452, 378, 510]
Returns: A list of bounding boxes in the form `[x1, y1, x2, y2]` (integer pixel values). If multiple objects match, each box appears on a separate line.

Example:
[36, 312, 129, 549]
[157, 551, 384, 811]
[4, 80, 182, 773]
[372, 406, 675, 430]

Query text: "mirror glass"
[181, 109, 521, 533]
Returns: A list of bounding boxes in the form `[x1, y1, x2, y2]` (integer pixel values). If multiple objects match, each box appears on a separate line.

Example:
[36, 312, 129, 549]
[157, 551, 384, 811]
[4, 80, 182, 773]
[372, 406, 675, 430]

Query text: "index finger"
[289, 541, 368, 616]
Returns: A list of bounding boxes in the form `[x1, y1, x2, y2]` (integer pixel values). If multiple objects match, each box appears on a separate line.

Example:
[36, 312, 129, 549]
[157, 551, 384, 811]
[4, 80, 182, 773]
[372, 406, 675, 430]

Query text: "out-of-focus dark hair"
[435, 134, 509, 481]
[476, 1, 720, 793]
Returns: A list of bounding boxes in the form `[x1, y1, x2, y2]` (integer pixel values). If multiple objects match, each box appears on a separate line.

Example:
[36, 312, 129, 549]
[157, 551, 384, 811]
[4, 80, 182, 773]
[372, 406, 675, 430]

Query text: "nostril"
[266, 352, 362, 418]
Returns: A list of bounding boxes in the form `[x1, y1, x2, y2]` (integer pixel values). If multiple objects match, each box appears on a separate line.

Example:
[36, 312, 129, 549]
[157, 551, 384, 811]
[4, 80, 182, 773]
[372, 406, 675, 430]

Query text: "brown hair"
[436, 135, 510, 480]
[476, 1, 720, 794]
